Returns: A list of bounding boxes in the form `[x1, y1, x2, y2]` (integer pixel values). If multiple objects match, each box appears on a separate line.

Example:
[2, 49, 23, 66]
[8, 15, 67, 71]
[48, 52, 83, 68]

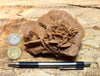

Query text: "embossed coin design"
[7, 47, 21, 59]
[8, 33, 21, 45]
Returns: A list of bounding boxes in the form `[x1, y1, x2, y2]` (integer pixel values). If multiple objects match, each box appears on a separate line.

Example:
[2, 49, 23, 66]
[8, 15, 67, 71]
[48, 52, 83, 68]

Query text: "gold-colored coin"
[7, 47, 21, 59]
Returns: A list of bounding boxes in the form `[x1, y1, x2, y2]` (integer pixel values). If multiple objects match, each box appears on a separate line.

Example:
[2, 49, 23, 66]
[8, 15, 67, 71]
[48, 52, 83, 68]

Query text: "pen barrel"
[18, 62, 84, 70]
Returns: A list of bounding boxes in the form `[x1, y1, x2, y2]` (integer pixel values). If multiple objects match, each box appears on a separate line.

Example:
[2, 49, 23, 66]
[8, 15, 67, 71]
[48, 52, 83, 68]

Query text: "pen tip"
[8, 62, 16, 67]
[8, 63, 10, 65]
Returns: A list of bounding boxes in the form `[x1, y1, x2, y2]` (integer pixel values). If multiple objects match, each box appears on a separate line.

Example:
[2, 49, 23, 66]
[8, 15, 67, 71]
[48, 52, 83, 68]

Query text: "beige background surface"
[0, 0, 100, 76]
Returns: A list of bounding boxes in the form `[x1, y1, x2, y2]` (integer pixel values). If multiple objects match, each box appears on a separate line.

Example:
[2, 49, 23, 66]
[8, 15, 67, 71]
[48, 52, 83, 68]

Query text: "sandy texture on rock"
[0, 0, 100, 76]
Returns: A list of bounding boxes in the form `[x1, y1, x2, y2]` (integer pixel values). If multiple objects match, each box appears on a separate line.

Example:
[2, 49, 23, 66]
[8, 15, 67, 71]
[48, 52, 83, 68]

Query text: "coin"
[8, 33, 21, 45]
[7, 47, 21, 59]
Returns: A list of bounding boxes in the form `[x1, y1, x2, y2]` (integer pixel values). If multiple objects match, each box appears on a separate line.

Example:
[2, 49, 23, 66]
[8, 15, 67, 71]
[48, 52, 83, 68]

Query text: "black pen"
[8, 62, 91, 70]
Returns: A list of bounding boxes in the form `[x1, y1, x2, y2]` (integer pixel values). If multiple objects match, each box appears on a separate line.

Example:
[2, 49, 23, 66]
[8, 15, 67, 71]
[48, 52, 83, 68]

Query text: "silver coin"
[8, 33, 21, 45]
